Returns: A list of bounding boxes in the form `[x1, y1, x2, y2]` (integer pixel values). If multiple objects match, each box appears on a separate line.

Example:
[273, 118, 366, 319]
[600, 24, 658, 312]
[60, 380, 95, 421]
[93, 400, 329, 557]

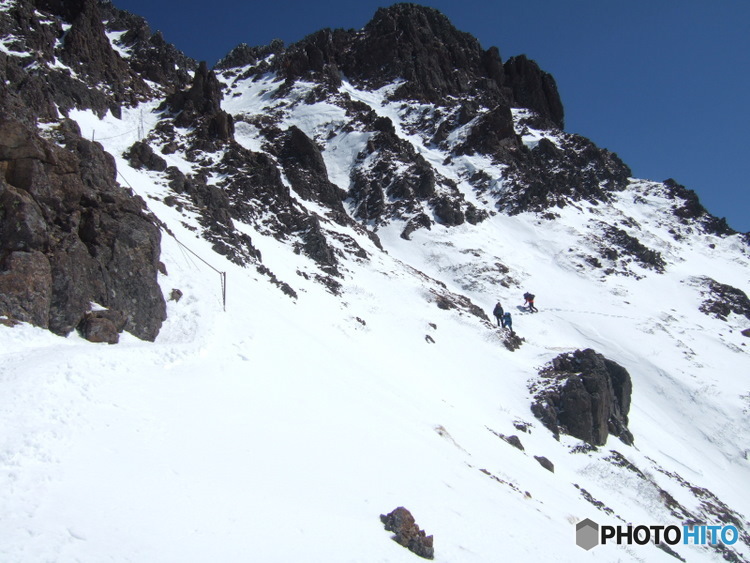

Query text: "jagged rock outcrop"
[380, 507, 434, 560]
[693, 277, 750, 322]
[596, 223, 666, 274]
[493, 132, 632, 214]
[100, 4, 195, 92]
[277, 126, 347, 216]
[0, 0, 194, 125]
[164, 61, 235, 146]
[663, 179, 737, 236]
[530, 349, 634, 446]
[215, 39, 285, 71]
[504, 55, 564, 129]
[454, 104, 518, 157]
[270, 3, 561, 116]
[219, 4, 634, 228]
[0, 118, 166, 340]
[3, 0, 744, 346]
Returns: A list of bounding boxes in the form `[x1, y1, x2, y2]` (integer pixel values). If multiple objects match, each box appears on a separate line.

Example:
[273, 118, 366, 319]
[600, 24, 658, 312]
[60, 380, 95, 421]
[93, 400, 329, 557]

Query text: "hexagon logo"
[576, 518, 599, 550]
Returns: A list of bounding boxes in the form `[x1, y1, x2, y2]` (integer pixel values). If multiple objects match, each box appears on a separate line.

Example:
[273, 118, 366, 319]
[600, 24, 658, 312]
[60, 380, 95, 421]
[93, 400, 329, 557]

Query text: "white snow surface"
[2, 75, 750, 563]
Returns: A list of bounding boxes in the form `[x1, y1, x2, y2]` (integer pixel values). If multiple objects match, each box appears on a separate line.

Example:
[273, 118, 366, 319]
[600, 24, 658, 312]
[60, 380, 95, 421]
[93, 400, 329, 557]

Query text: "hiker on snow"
[493, 302, 504, 327]
[502, 311, 513, 331]
[523, 292, 538, 313]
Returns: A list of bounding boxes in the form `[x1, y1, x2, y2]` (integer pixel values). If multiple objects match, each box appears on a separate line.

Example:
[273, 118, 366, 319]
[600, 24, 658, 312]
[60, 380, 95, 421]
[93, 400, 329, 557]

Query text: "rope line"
[116, 169, 227, 312]
[92, 127, 139, 141]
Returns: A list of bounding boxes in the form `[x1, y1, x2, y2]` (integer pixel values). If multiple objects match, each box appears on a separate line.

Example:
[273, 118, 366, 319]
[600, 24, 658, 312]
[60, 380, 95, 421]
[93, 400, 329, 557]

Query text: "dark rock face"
[0, 250, 52, 328]
[504, 55, 564, 129]
[350, 4, 505, 104]
[277, 126, 346, 213]
[350, 127, 437, 225]
[530, 349, 634, 446]
[0, 119, 166, 340]
[455, 104, 518, 157]
[380, 507, 434, 560]
[346, 117, 479, 233]
[1, 0, 194, 125]
[216, 39, 286, 71]
[211, 4, 655, 236]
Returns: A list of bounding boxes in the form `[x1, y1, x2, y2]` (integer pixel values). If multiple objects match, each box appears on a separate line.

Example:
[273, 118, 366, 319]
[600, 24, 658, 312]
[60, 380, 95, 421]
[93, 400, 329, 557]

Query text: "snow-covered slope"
[2, 2, 750, 561]
[2, 87, 749, 561]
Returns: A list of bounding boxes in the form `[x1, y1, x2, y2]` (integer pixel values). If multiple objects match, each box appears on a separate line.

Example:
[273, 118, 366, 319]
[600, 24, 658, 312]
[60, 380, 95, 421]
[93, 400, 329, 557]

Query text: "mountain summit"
[1, 1, 749, 561]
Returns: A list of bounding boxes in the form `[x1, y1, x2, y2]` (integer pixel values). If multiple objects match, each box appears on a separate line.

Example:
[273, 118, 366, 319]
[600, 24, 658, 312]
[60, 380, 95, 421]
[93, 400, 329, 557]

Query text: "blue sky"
[113, 0, 749, 232]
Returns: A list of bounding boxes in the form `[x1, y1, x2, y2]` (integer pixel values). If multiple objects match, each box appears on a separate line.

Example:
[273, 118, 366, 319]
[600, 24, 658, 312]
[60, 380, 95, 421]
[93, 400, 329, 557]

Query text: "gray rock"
[534, 455, 555, 473]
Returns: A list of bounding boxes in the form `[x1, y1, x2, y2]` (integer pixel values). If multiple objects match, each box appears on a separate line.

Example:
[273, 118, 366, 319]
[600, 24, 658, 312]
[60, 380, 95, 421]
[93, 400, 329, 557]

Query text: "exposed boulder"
[78, 309, 126, 344]
[502, 330, 525, 351]
[530, 349, 634, 446]
[380, 507, 434, 560]
[125, 140, 167, 172]
[503, 434, 525, 451]
[534, 456, 555, 473]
